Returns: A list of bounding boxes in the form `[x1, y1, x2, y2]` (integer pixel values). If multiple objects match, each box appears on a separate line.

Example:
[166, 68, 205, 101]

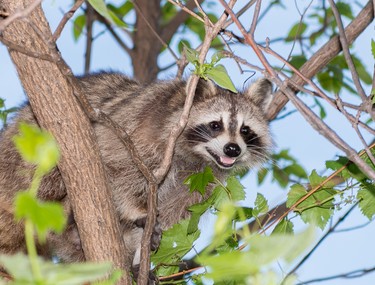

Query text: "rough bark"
[1, 1, 130, 283]
[132, 0, 162, 83]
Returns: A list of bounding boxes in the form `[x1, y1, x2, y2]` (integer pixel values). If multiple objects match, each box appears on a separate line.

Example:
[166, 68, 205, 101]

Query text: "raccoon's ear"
[186, 77, 217, 102]
[244, 78, 273, 112]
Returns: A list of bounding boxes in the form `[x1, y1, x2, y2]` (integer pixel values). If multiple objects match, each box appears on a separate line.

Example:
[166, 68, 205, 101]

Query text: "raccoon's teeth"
[206, 147, 236, 168]
[220, 156, 236, 166]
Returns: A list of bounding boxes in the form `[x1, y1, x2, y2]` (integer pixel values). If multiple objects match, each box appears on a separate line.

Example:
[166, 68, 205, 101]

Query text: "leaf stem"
[25, 219, 43, 283]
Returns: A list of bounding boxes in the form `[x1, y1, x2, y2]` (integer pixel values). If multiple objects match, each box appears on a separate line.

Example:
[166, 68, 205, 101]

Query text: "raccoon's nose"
[224, 143, 241, 157]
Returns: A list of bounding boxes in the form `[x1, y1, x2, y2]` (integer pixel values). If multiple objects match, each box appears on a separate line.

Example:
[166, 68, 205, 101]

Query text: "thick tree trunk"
[132, 0, 162, 83]
[1, 1, 130, 283]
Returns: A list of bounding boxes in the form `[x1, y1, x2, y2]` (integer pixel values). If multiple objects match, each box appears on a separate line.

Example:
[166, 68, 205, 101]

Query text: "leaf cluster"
[184, 45, 237, 93]
[0, 123, 120, 285]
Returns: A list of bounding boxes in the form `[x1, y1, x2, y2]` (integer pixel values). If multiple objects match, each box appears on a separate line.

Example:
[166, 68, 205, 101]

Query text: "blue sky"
[1, 1, 374, 284]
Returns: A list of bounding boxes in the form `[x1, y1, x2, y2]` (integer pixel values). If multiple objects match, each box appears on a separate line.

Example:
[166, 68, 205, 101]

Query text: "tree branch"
[296, 265, 375, 285]
[0, 0, 41, 32]
[84, 3, 94, 74]
[266, 1, 374, 121]
[161, 0, 203, 44]
[284, 203, 358, 281]
[328, 0, 375, 122]
[1, 1, 131, 283]
[52, 0, 84, 42]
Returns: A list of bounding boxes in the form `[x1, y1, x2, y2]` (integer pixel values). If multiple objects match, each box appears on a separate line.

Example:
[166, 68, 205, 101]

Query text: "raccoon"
[0, 72, 273, 270]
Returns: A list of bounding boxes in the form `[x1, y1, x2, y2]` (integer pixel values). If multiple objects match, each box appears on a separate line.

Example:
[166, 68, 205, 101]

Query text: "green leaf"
[357, 182, 375, 220]
[185, 16, 205, 41]
[161, 1, 177, 24]
[13, 123, 60, 175]
[108, 2, 133, 18]
[88, 0, 127, 28]
[352, 56, 372, 85]
[313, 97, 327, 119]
[286, 22, 307, 41]
[272, 166, 289, 188]
[289, 55, 307, 69]
[206, 64, 237, 93]
[152, 220, 200, 276]
[73, 14, 86, 41]
[15, 192, 66, 242]
[213, 202, 236, 238]
[210, 176, 245, 210]
[253, 193, 269, 216]
[336, 2, 354, 19]
[371, 39, 375, 60]
[283, 164, 308, 179]
[211, 51, 224, 65]
[272, 218, 294, 234]
[197, 227, 315, 283]
[183, 43, 199, 64]
[183, 166, 214, 195]
[287, 181, 336, 230]
[0, 254, 114, 284]
[257, 168, 268, 185]
[225, 176, 246, 202]
[178, 39, 191, 54]
[317, 69, 343, 94]
[326, 156, 366, 181]
[188, 199, 212, 234]
[272, 149, 296, 162]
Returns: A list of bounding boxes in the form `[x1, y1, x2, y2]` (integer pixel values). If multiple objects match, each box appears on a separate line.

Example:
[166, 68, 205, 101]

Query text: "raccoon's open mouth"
[206, 148, 236, 169]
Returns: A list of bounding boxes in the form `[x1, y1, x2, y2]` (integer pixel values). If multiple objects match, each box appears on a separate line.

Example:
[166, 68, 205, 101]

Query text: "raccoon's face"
[183, 78, 273, 170]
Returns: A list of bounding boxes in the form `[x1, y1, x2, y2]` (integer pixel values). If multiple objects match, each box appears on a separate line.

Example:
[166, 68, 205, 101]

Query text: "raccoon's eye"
[209, 121, 222, 131]
[240, 126, 250, 135]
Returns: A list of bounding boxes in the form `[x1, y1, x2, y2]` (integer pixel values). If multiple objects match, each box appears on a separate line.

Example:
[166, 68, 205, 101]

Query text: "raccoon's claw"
[134, 215, 162, 251]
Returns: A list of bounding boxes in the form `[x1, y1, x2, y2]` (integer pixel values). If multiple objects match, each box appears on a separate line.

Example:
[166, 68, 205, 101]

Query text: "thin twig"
[335, 94, 375, 165]
[328, 0, 375, 122]
[84, 4, 94, 74]
[259, 45, 375, 135]
[52, 0, 85, 42]
[284, 203, 358, 281]
[166, 0, 204, 23]
[219, 0, 375, 181]
[153, 0, 237, 183]
[266, 1, 374, 120]
[132, 0, 179, 62]
[296, 265, 375, 285]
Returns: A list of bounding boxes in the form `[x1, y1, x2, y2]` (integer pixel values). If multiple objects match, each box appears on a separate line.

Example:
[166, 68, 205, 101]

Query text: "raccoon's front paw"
[135, 216, 162, 251]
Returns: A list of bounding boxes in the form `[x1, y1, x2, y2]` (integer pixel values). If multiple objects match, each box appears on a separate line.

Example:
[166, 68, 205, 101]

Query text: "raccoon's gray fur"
[0, 72, 273, 268]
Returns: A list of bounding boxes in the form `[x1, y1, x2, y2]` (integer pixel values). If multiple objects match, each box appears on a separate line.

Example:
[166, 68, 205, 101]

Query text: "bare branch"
[84, 4, 95, 74]
[296, 265, 375, 285]
[284, 203, 358, 281]
[132, 1, 179, 62]
[220, 0, 375, 181]
[328, 0, 374, 123]
[166, 0, 204, 24]
[153, 0, 237, 183]
[52, 0, 85, 42]
[266, 1, 374, 120]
